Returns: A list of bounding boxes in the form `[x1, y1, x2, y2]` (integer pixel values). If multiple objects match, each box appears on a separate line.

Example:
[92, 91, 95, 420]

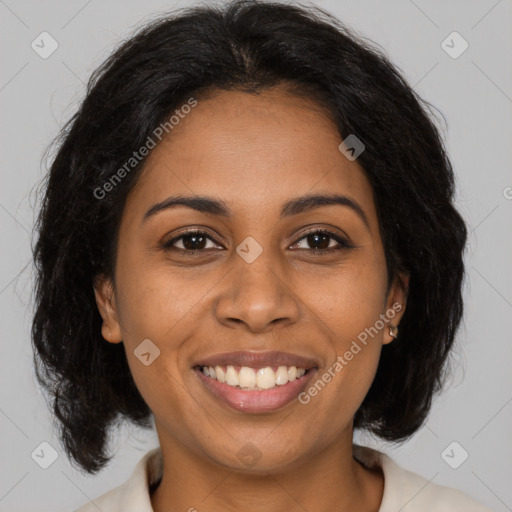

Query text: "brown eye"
[291, 229, 353, 253]
[163, 230, 222, 253]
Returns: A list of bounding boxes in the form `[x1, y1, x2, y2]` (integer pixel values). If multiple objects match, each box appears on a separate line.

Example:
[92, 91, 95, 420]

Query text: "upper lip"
[193, 351, 319, 369]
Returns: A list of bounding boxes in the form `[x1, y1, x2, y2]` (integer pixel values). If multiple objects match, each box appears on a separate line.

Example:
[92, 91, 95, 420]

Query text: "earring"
[389, 325, 398, 339]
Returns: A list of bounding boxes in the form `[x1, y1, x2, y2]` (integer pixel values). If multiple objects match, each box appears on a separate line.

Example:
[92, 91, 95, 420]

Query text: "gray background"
[0, 0, 511, 510]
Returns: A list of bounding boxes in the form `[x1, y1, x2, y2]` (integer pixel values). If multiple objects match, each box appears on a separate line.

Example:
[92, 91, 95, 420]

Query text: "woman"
[31, 1, 495, 511]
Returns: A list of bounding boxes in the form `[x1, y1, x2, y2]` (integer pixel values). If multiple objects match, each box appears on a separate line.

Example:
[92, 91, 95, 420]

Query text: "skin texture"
[94, 85, 408, 512]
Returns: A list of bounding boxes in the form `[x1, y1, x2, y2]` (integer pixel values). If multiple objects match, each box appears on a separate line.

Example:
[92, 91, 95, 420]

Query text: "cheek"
[305, 251, 388, 343]
[296, 279, 385, 442]
[297, 253, 388, 403]
[113, 268, 199, 418]
[113, 250, 200, 347]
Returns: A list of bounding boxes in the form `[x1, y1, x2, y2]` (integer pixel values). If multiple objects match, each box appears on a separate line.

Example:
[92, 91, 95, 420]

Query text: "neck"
[150, 431, 384, 512]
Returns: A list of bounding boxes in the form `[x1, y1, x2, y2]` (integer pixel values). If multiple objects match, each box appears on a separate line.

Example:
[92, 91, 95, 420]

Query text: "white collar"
[75, 443, 493, 511]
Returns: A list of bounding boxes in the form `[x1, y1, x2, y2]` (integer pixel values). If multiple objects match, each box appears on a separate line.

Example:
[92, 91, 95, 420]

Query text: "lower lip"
[194, 368, 318, 413]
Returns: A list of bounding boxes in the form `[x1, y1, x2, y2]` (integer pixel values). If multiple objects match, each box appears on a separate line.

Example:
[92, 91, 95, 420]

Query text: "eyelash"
[162, 228, 353, 256]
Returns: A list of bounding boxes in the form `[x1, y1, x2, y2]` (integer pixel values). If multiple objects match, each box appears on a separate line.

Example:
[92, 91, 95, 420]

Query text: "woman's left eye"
[291, 229, 353, 253]
[162, 229, 352, 255]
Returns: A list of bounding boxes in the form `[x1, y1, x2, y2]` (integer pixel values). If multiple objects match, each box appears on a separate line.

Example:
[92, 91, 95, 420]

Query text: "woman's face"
[95, 85, 407, 471]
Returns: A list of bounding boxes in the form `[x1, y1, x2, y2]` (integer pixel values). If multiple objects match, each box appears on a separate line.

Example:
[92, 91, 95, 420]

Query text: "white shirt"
[74, 444, 495, 511]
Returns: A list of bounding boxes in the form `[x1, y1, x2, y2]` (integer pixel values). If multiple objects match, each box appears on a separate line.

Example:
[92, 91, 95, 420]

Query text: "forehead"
[127, 86, 377, 225]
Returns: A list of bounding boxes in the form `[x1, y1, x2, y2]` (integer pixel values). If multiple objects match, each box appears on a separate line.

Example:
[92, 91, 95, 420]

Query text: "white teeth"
[215, 365, 225, 383]
[275, 366, 289, 385]
[256, 367, 276, 389]
[200, 364, 309, 390]
[225, 365, 239, 386]
[238, 367, 256, 388]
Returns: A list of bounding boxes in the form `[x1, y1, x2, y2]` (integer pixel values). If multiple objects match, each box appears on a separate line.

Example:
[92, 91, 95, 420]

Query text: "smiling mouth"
[193, 364, 318, 413]
[192, 350, 320, 413]
[195, 364, 313, 391]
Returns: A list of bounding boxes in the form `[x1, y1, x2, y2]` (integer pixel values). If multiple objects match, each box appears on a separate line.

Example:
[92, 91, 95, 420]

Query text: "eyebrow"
[143, 193, 370, 229]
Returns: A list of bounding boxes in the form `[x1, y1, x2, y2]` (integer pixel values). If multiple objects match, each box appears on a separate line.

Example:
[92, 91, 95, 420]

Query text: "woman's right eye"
[162, 230, 223, 254]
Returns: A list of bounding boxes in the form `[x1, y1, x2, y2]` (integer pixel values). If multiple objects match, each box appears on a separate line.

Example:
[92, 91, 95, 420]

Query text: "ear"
[93, 275, 123, 344]
[382, 271, 409, 345]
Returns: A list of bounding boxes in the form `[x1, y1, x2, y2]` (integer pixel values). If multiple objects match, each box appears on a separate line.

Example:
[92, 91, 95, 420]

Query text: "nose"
[214, 249, 301, 333]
